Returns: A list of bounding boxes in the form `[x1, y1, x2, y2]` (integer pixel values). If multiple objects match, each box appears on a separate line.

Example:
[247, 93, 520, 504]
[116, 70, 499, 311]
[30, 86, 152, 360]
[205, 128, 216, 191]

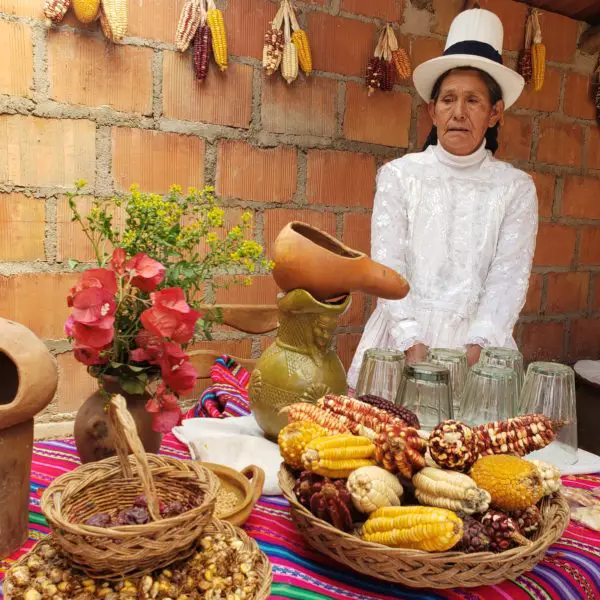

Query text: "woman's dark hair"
[422, 66, 503, 154]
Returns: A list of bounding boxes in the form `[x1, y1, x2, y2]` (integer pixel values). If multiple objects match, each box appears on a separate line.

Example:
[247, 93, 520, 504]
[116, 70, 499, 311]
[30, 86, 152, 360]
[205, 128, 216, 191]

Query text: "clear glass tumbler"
[460, 364, 518, 426]
[396, 362, 453, 431]
[429, 348, 468, 418]
[519, 362, 578, 465]
[355, 349, 406, 403]
[479, 347, 525, 392]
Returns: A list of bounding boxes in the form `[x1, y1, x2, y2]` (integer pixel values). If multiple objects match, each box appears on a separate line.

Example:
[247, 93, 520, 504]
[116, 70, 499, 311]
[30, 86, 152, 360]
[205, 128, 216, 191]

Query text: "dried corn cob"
[381, 60, 396, 91]
[207, 0, 228, 71]
[175, 0, 202, 52]
[263, 25, 284, 75]
[287, 3, 312, 76]
[102, 0, 128, 41]
[392, 49, 412, 79]
[99, 6, 113, 40]
[366, 57, 385, 95]
[279, 421, 328, 469]
[375, 423, 427, 479]
[518, 12, 533, 83]
[282, 42, 299, 84]
[531, 10, 545, 92]
[361, 506, 463, 551]
[595, 62, 600, 125]
[303, 434, 376, 478]
[193, 24, 212, 81]
[44, 0, 70, 24]
[72, 0, 101, 24]
[281, 402, 350, 435]
[318, 395, 404, 436]
[359, 395, 420, 428]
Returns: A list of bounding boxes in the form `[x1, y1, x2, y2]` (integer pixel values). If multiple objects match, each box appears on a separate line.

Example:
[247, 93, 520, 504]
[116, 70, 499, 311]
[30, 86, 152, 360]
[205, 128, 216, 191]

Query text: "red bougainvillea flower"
[73, 344, 109, 366]
[64, 315, 76, 338]
[126, 253, 166, 293]
[71, 287, 116, 324]
[130, 330, 164, 364]
[67, 268, 117, 307]
[73, 316, 115, 348]
[146, 383, 182, 433]
[140, 288, 200, 344]
[109, 247, 127, 275]
[162, 360, 198, 396]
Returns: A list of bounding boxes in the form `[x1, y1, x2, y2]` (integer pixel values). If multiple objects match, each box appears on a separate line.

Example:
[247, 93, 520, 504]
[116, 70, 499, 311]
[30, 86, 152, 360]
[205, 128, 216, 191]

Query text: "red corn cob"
[193, 25, 212, 81]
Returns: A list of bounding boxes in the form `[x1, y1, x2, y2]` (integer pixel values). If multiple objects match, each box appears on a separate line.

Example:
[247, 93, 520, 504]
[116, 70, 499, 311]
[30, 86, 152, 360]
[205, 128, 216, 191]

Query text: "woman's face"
[428, 70, 504, 156]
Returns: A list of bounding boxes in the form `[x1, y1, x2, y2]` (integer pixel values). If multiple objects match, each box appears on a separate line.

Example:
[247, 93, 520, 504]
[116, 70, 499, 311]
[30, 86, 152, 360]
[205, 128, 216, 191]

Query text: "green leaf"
[68, 259, 81, 270]
[119, 377, 147, 396]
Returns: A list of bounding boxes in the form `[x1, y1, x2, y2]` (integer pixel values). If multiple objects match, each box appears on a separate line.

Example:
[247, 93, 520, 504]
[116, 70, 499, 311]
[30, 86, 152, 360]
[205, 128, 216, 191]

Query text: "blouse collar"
[433, 139, 488, 169]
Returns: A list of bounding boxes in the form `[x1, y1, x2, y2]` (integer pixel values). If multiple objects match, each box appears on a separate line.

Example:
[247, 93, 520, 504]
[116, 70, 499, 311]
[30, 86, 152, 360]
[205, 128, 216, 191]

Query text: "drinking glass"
[355, 349, 406, 403]
[460, 364, 518, 426]
[429, 348, 468, 418]
[479, 347, 525, 392]
[396, 362, 452, 431]
[519, 362, 578, 465]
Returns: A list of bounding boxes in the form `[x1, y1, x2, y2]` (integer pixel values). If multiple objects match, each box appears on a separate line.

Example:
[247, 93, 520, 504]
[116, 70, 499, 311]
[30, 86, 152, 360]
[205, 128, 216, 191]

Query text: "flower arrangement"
[65, 182, 271, 432]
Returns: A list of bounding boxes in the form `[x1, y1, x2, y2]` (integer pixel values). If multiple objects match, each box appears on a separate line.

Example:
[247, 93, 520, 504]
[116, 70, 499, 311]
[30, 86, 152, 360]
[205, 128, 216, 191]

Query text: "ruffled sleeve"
[466, 174, 538, 346]
[371, 163, 420, 350]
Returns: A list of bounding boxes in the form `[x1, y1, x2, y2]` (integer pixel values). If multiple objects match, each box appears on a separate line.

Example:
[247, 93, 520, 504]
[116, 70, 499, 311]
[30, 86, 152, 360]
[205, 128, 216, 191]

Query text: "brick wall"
[0, 0, 599, 433]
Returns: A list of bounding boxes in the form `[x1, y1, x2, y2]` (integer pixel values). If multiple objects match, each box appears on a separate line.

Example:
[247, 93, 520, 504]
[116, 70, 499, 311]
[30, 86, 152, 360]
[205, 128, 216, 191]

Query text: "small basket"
[41, 395, 220, 580]
[4, 520, 273, 600]
[279, 464, 570, 589]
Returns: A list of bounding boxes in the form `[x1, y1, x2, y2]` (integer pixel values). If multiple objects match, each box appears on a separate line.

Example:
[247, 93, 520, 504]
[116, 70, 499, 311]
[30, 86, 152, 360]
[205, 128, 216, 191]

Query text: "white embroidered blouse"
[347, 140, 538, 388]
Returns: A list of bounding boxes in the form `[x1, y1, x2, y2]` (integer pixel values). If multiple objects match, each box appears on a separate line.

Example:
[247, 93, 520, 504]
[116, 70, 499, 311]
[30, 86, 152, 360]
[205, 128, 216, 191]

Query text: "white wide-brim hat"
[413, 8, 525, 109]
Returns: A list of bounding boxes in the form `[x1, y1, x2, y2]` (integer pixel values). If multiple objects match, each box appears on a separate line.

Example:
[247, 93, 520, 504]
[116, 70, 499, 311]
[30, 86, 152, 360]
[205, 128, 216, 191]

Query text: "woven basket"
[279, 464, 570, 589]
[41, 395, 220, 580]
[3, 520, 272, 599]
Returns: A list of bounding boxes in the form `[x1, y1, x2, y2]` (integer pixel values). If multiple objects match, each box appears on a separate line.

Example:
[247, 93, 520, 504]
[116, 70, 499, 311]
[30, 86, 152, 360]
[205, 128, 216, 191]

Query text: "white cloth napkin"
[172, 416, 282, 495]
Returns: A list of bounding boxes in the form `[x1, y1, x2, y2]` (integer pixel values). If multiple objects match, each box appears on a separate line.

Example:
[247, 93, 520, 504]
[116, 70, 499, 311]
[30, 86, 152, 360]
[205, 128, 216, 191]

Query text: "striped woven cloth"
[1, 435, 599, 600]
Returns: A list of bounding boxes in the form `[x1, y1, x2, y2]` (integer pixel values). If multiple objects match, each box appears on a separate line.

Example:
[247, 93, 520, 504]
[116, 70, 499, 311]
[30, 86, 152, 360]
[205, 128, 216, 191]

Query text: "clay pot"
[74, 376, 162, 464]
[272, 221, 410, 301]
[0, 318, 58, 559]
[249, 289, 350, 440]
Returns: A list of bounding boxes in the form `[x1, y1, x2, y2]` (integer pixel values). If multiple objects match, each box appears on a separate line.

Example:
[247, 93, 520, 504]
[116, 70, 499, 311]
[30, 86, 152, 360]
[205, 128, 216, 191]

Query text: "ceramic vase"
[0, 318, 58, 559]
[249, 289, 350, 440]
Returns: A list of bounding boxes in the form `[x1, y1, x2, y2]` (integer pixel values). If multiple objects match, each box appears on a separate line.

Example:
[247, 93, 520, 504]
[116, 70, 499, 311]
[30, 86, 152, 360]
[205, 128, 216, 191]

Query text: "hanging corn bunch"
[175, 0, 203, 52]
[387, 26, 411, 81]
[72, 0, 101, 24]
[263, 3, 285, 76]
[531, 9, 545, 92]
[281, 1, 299, 84]
[518, 11, 533, 83]
[207, 0, 228, 71]
[366, 25, 399, 95]
[43, 0, 70, 25]
[287, 0, 313, 76]
[101, 0, 128, 41]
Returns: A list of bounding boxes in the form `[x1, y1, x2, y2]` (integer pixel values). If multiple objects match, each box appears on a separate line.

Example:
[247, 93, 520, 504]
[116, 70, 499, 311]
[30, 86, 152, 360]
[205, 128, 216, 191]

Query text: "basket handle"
[108, 394, 161, 521]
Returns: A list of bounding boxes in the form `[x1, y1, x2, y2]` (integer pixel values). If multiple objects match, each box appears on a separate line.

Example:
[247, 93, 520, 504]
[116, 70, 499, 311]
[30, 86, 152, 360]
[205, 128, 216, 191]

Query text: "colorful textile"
[185, 355, 251, 419]
[1, 436, 599, 600]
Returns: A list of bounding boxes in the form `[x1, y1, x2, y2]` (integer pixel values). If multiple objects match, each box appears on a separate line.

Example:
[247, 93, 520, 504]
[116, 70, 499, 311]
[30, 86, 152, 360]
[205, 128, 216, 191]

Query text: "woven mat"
[1, 434, 599, 600]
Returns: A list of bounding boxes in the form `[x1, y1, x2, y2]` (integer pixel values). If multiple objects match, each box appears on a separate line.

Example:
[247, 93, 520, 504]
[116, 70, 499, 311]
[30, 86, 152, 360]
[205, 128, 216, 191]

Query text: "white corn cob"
[175, 0, 203, 52]
[44, 0, 70, 24]
[282, 42, 298, 84]
[101, 0, 127, 41]
[99, 7, 114, 40]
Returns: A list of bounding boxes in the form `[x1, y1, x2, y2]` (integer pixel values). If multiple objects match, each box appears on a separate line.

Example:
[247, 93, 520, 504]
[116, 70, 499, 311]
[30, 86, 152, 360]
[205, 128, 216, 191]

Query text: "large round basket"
[40, 396, 220, 580]
[3, 519, 273, 599]
[279, 464, 570, 589]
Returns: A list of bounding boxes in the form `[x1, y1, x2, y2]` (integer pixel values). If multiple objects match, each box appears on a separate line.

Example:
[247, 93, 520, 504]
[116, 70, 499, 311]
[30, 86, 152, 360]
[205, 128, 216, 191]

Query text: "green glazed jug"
[249, 289, 350, 440]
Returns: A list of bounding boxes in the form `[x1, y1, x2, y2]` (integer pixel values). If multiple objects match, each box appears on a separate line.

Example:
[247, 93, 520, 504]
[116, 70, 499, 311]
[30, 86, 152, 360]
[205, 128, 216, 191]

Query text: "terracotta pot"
[272, 221, 410, 301]
[0, 318, 58, 559]
[249, 289, 350, 440]
[74, 376, 163, 464]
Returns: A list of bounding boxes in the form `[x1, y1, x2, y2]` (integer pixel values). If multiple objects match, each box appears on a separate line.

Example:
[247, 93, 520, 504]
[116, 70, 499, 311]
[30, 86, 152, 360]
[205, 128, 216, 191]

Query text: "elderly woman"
[348, 8, 538, 388]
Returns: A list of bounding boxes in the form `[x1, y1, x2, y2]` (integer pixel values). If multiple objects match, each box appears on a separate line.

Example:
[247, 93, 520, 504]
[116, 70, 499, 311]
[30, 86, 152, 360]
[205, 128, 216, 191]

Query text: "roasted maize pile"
[303, 434, 376, 478]
[207, 1, 228, 71]
[361, 506, 463, 551]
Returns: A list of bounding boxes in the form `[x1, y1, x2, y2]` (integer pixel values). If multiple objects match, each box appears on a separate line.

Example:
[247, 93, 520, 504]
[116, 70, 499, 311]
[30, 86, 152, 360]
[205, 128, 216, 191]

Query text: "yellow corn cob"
[281, 41, 298, 84]
[175, 0, 202, 53]
[361, 506, 463, 551]
[72, 0, 101, 24]
[303, 434, 376, 478]
[392, 49, 411, 79]
[278, 421, 328, 470]
[292, 30, 312, 76]
[207, 7, 228, 71]
[531, 10, 545, 92]
[44, 0, 70, 24]
[102, 0, 127, 41]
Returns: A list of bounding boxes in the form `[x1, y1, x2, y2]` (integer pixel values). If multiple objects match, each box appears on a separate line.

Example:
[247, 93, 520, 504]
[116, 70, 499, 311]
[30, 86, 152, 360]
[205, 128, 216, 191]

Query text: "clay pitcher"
[272, 222, 410, 302]
[249, 289, 350, 440]
[0, 318, 58, 559]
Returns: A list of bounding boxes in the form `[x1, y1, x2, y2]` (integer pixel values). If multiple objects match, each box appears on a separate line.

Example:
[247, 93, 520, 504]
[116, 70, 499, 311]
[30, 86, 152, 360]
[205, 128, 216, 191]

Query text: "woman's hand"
[466, 344, 482, 367]
[406, 343, 429, 364]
